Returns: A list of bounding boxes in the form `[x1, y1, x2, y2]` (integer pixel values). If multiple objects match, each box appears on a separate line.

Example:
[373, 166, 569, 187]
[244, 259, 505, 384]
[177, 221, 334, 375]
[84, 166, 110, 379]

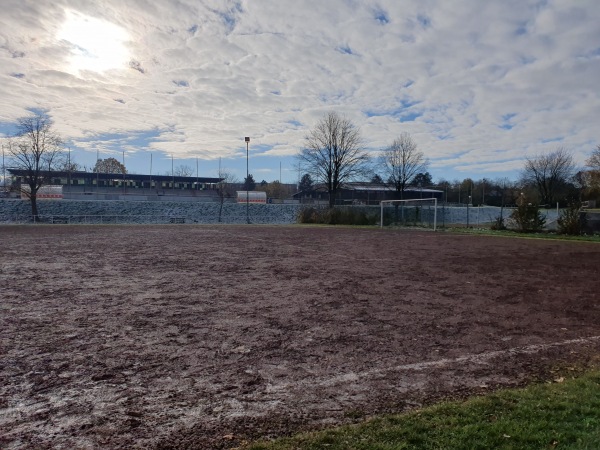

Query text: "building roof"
[342, 183, 443, 193]
[8, 169, 222, 184]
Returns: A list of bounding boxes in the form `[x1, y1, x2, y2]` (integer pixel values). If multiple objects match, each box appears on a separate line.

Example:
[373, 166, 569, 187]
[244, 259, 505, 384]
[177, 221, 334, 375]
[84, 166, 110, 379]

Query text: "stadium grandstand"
[8, 169, 223, 202]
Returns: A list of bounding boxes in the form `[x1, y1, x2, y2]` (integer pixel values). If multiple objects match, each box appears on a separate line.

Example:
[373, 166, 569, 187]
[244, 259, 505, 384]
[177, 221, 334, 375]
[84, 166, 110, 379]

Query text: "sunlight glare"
[58, 10, 130, 75]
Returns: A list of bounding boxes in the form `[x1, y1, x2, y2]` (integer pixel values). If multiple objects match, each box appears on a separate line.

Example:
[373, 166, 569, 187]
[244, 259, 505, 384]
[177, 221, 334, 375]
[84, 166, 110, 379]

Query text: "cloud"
[0, 0, 599, 181]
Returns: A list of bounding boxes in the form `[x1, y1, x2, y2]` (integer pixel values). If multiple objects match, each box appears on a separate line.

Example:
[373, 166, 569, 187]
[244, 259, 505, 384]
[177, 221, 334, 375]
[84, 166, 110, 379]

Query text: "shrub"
[297, 207, 318, 223]
[297, 206, 378, 226]
[509, 202, 546, 232]
[490, 215, 506, 230]
[557, 202, 586, 235]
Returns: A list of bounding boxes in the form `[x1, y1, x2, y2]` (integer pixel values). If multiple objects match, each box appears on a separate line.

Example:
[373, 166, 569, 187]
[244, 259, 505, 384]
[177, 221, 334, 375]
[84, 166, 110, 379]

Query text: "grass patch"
[245, 371, 600, 450]
[443, 227, 600, 243]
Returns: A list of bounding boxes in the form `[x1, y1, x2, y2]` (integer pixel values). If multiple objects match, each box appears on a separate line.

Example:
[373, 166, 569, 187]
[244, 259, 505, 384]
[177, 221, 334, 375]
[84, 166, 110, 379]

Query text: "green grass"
[245, 371, 600, 450]
[442, 227, 600, 243]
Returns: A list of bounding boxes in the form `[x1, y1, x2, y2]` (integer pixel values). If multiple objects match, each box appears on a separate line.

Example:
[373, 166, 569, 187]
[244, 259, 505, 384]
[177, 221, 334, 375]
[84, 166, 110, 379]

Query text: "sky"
[1, 0, 599, 185]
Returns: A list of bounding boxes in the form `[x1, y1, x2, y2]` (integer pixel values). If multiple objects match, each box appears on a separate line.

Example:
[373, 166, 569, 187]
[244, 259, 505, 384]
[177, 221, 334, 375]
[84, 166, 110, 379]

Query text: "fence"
[437, 205, 559, 228]
[0, 204, 562, 228]
[370, 204, 561, 229]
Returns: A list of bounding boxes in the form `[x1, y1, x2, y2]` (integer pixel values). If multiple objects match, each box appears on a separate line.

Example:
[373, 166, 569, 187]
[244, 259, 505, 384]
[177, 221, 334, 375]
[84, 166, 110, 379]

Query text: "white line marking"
[267, 336, 600, 392]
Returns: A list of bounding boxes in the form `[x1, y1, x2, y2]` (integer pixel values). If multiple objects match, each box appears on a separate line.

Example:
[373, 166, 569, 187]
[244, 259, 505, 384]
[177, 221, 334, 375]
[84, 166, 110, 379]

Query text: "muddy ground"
[1, 225, 599, 449]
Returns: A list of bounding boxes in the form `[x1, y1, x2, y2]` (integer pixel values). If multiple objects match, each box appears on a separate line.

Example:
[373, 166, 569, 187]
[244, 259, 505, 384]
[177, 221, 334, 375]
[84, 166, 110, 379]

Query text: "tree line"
[298, 111, 599, 209]
[3, 110, 600, 219]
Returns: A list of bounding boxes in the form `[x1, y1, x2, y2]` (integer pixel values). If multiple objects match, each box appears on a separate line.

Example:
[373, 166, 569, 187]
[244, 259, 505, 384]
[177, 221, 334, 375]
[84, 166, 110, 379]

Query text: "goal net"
[380, 198, 438, 230]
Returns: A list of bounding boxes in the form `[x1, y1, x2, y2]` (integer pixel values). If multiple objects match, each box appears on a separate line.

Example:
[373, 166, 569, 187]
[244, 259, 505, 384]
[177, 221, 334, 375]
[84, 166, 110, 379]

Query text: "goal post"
[380, 198, 438, 231]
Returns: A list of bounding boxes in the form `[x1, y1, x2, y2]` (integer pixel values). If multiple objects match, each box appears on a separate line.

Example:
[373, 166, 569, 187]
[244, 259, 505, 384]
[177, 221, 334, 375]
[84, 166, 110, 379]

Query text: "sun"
[58, 10, 130, 75]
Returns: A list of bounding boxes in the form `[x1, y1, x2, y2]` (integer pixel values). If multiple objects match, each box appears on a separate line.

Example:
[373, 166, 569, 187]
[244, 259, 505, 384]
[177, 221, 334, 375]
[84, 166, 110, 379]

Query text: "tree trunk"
[30, 194, 39, 222]
[328, 190, 335, 208]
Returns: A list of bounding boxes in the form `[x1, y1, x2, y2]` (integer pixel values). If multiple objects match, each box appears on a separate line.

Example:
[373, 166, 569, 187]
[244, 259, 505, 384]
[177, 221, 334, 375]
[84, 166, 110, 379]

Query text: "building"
[294, 182, 444, 205]
[8, 169, 223, 202]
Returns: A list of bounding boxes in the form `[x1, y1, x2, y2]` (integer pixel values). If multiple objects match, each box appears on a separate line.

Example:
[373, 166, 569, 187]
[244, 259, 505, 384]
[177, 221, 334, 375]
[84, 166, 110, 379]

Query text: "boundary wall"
[1, 200, 586, 230]
[0, 199, 302, 224]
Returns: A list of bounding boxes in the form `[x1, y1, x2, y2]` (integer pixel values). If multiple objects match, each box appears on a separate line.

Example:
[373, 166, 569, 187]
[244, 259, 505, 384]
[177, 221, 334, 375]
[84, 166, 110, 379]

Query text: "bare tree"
[298, 111, 369, 207]
[7, 112, 64, 219]
[57, 159, 81, 172]
[587, 145, 600, 170]
[217, 170, 238, 223]
[94, 157, 126, 174]
[1, 144, 8, 192]
[583, 145, 600, 198]
[379, 132, 427, 198]
[174, 164, 195, 177]
[522, 147, 575, 206]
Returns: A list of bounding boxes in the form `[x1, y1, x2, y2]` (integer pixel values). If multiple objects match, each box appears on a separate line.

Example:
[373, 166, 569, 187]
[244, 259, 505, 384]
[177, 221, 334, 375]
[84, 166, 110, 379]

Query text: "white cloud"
[0, 0, 599, 180]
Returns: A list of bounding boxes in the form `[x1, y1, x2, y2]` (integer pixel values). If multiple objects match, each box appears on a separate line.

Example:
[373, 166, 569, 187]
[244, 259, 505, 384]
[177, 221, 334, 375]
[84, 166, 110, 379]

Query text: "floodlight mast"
[245, 137, 250, 224]
[2, 143, 5, 192]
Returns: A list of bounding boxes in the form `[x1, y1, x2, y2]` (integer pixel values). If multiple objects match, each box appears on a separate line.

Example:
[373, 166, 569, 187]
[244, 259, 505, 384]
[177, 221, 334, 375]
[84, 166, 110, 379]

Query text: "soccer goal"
[380, 198, 438, 231]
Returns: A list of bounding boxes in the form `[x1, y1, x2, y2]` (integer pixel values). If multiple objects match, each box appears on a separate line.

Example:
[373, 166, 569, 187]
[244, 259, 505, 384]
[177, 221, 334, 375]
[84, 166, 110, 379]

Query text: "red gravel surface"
[1, 225, 599, 449]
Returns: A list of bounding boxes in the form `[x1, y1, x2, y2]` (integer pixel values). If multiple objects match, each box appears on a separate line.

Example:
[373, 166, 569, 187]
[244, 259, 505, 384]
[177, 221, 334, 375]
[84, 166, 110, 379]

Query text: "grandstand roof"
[8, 169, 222, 184]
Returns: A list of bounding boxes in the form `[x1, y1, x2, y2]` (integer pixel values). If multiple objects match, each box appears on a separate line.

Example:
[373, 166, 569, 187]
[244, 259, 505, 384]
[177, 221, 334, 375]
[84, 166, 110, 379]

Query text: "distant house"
[293, 182, 443, 205]
[8, 169, 223, 202]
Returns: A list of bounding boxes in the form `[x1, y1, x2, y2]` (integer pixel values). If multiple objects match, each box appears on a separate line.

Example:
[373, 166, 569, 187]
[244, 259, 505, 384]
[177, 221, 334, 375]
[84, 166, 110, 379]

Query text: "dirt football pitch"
[1, 224, 599, 448]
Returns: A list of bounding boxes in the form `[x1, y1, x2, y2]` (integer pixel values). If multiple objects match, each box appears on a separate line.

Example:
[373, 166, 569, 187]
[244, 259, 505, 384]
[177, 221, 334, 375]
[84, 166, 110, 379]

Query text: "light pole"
[2, 143, 5, 192]
[245, 137, 250, 224]
[467, 195, 472, 228]
[482, 178, 485, 205]
[67, 146, 71, 197]
[122, 150, 126, 195]
[96, 148, 100, 199]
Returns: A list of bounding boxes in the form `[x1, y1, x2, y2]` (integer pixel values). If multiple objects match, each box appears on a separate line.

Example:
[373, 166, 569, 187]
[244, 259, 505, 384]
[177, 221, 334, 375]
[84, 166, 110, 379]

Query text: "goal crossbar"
[380, 198, 438, 231]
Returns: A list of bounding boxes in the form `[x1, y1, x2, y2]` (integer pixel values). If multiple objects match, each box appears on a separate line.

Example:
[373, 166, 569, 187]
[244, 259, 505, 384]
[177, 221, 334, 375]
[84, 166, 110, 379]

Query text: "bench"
[50, 216, 70, 224]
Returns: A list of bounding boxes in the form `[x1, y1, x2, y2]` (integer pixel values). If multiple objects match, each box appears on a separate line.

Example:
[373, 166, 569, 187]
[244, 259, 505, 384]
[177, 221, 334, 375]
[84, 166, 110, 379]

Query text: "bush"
[297, 207, 318, 224]
[297, 206, 378, 226]
[490, 215, 506, 230]
[557, 202, 586, 235]
[509, 202, 546, 232]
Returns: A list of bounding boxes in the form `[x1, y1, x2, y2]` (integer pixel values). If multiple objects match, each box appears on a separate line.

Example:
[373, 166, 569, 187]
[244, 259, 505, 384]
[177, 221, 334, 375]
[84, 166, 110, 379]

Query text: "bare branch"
[298, 111, 369, 207]
[216, 170, 239, 223]
[378, 132, 428, 197]
[173, 164, 195, 177]
[521, 147, 575, 206]
[6, 111, 64, 219]
[587, 145, 600, 171]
